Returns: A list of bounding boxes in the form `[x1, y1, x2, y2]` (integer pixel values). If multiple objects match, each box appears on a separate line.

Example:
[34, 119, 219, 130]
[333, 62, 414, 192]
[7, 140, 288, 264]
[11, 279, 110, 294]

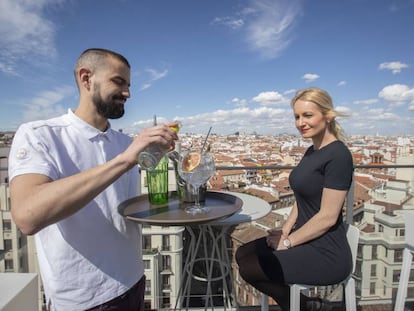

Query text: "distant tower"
[370, 152, 383, 164]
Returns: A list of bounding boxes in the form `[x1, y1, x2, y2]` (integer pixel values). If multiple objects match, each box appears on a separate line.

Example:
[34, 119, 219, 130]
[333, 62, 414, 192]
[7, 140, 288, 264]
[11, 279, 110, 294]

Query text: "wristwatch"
[283, 238, 291, 249]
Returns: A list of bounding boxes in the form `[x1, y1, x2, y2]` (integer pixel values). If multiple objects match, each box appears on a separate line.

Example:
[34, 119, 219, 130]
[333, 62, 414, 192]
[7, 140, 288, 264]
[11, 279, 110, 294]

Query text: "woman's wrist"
[282, 236, 292, 249]
[282, 228, 290, 238]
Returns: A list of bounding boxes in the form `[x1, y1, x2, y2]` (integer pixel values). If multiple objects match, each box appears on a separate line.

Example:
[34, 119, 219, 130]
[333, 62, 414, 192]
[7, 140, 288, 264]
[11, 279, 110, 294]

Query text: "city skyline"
[0, 0, 413, 136]
[1, 126, 413, 310]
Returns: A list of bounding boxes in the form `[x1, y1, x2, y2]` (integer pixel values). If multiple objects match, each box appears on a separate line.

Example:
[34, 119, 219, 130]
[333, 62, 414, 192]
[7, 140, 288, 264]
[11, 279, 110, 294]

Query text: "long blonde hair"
[291, 87, 348, 142]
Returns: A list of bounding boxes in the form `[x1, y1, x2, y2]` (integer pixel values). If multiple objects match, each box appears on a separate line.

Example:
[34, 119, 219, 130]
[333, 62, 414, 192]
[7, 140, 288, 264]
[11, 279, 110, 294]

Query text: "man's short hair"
[74, 48, 130, 79]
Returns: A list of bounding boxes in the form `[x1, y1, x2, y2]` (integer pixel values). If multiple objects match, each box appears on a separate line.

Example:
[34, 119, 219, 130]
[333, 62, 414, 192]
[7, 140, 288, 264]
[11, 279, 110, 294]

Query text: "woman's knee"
[237, 263, 253, 283]
[235, 245, 245, 265]
[235, 239, 257, 264]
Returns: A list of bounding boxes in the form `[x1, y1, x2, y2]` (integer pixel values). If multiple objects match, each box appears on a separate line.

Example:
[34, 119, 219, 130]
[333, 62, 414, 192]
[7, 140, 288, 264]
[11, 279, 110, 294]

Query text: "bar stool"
[395, 210, 414, 311]
[261, 224, 360, 311]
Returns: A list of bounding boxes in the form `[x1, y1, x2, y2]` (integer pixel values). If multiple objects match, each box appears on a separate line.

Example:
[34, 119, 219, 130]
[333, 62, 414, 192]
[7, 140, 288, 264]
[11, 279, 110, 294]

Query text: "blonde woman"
[236, 88, 353, 311]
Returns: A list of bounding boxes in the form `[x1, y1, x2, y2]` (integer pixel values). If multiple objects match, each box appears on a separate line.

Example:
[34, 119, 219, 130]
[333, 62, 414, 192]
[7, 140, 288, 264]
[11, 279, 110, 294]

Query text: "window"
[4, 239, 12, 251]
[357, 245, 363, 259]
[162, 235, 170, 251]
[371, 245, 378, 259]
[394, 249, 403, 262]
[2, 219, 11, 231]
[162, 255, 171, 270]
[371, 264, 377, 277]
[162, 275, 170, 289]
[393, 270, 401, 283]
[162, 296, 171, 308]
[142, 235, 151, 250]
[378, 224, 384, 232]
[400, 228, 405, 237]
[145, 280, 151, 295]
[355, 261, 362, 277]
[143, 260, 151, 270]
[370, 282, 376, 295]
[5, 259, 13, 271]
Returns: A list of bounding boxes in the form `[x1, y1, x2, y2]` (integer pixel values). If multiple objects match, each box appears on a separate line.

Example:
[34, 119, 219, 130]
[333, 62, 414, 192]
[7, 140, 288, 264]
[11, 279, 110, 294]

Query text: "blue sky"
[0, 0, 413, 136]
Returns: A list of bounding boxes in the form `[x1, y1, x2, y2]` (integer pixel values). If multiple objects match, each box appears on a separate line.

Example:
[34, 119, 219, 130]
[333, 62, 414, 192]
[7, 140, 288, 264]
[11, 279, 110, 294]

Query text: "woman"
[235, 87, 354, 311]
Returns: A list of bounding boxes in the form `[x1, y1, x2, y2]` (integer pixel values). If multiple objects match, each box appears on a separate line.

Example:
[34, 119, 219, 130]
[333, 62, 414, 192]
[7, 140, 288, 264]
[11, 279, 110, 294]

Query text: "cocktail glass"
[177, 149, 215, 214]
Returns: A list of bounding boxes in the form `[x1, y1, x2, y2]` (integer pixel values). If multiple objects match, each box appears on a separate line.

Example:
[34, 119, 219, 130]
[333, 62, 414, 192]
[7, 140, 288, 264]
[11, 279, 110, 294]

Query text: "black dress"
[256, 140, 354, 285]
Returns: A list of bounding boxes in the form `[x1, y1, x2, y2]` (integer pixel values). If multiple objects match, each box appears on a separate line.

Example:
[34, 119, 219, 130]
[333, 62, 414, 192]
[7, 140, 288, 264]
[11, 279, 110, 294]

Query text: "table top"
[118, 191, 243, 225]
[210, 191, 271, 225]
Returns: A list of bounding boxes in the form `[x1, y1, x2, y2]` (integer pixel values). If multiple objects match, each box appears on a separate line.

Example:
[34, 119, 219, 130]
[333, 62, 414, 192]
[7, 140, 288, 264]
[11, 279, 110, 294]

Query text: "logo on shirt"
[16, 147, 29, 160]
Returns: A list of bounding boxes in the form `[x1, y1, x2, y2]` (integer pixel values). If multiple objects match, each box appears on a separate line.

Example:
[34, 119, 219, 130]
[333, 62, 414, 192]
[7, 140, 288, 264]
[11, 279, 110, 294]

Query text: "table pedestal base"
[175, 225, 237, 310]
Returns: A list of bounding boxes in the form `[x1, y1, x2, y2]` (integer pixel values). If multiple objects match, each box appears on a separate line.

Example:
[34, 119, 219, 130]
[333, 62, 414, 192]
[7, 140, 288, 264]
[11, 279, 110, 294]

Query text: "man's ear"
[79, 68, 92, 90]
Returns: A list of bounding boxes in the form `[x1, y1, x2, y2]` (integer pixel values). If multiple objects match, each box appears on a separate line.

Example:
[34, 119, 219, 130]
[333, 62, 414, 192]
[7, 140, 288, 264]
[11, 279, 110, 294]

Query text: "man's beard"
[92, 85, 125, 119]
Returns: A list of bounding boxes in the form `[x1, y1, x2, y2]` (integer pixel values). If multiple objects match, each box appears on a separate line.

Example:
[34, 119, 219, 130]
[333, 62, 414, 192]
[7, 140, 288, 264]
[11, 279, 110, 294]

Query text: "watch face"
[283, 239, 291, 248]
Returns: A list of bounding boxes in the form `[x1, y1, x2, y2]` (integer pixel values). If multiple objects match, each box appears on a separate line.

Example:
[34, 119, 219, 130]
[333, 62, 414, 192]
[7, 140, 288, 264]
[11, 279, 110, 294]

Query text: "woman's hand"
[266, 229, 286, 250]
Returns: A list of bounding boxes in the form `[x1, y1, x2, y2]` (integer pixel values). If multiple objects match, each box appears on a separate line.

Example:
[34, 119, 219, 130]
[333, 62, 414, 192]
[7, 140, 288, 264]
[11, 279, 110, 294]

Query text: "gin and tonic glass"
[177, 149, 215, 214]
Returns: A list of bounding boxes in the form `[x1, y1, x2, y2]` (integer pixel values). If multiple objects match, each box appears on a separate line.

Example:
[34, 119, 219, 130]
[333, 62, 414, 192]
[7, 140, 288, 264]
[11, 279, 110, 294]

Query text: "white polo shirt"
[9, 109, 143, 311]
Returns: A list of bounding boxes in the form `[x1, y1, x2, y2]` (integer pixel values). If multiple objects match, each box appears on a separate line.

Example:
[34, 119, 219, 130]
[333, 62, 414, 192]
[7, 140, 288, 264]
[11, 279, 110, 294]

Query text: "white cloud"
[212, 0, 303, 59]
[251, 91, 290, 106]
[179, 106, 292, 133]
[338, 81, 347, 87]
[138, 67, 169, 91]
[132, 106, 294, 135]
[145, 68, 168, 81]
[243, 0, 303, 59]
[336, 106, 352, 115]
[140, 83, 152, 91]
[0, 0, 61, 75]
[340, 105, 411, 134]
[378, 84, 414, 103]
[302, 73, 320, 83]
[284, 89, 297, 95]
[211, 17, 244, 30]
[128, 92, 412, 136]
[231, 97, 249, 107]
[350, 122, 376, 130]
[374, 112, 400, 121]
[379, 61, 409, 74]
[353, 99, 379, 105]
[21, 85, 75, 122]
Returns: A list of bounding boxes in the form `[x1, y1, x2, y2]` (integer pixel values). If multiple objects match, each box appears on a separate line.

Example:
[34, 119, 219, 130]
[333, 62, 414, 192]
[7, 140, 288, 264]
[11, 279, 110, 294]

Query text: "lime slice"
[169, 124, 180, 133]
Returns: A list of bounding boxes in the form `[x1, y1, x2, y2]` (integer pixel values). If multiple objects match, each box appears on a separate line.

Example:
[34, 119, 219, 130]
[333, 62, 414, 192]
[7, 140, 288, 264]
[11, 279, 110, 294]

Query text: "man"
[8, 48, 178, 310]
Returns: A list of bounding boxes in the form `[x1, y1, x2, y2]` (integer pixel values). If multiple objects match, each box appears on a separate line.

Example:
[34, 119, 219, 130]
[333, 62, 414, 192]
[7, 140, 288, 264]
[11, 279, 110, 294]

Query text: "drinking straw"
[201, 126, 212, 153]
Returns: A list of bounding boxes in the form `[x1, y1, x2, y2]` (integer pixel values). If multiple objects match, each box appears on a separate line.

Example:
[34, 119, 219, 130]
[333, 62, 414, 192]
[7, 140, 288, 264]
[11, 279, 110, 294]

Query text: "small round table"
[118, 191, 271, 310]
